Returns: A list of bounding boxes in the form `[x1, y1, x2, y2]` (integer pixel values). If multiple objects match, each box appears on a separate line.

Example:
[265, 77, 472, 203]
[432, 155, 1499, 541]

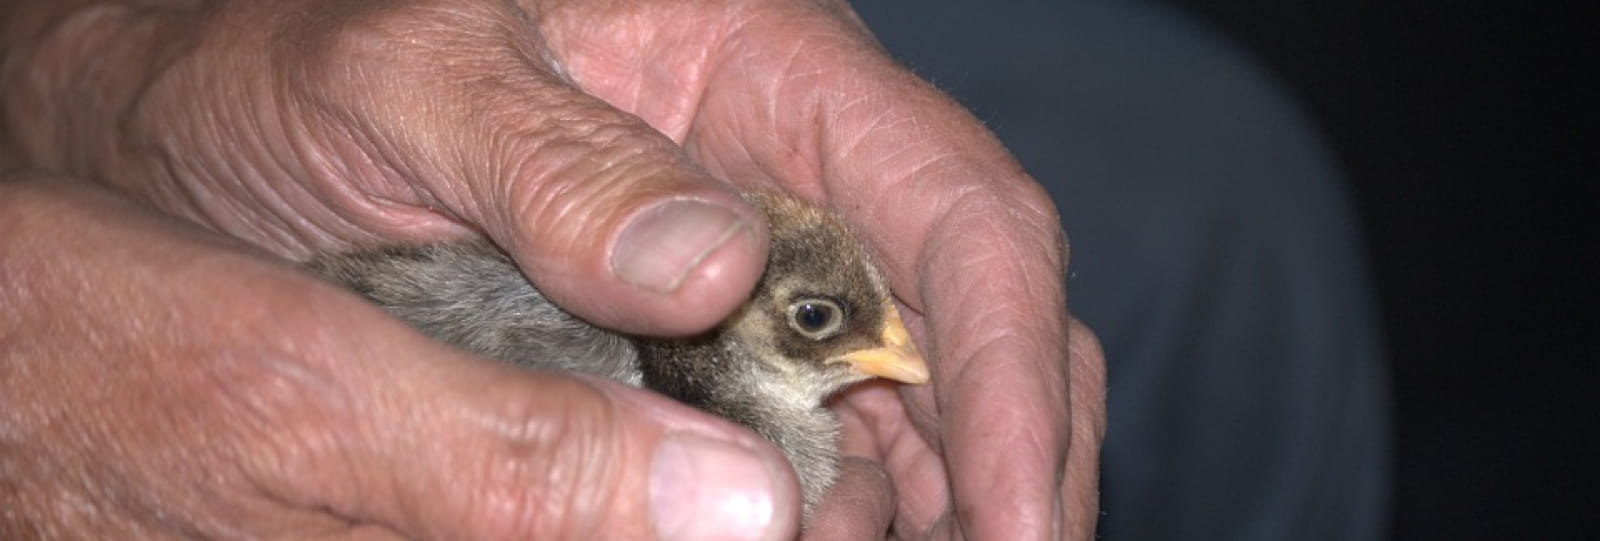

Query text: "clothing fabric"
[855, 2, 1392, 538]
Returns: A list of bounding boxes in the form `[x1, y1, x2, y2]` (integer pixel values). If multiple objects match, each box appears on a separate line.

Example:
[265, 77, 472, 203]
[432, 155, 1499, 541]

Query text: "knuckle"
[459, 377, 632, 538]
[269, 0, 527, 96]
[489, 108, 686, 238]
[159, 271, 403, 516]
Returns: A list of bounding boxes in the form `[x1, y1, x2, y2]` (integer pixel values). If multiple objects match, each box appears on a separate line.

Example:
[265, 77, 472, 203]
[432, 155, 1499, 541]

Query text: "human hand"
[4, 0, 772, 336]
[519, 2, 1108, 538]
[2, 0, 1107, 538]
[0, 177, 802, 539]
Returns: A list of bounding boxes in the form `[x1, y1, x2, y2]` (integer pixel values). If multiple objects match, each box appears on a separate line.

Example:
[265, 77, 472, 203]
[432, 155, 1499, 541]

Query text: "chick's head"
[723, 192, 930, 400]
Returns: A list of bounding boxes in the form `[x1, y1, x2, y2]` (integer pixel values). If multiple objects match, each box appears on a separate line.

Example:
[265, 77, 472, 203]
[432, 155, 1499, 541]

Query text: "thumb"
[424, 83, 768, 337]
[450, 101, 768, 337]
[330, 326, 801, 540]
[301, 3, 768, 336]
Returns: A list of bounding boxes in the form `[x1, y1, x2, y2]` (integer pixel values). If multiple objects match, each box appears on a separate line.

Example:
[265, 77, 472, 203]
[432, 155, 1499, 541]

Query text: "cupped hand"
[527, 2, 1109, 538]
[2, 0, 1107, 538]
[6, 0, 770, 336]
[0, 178, 801, 540]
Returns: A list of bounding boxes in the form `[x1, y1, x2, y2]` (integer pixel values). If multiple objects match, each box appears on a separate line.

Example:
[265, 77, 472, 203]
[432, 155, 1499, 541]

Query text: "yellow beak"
[838, 305, 930, 384]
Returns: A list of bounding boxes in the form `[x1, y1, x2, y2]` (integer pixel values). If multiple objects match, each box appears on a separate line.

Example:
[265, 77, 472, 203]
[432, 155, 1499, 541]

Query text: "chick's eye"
[797, 303, 831, 329]
[787, 298, 845, 339]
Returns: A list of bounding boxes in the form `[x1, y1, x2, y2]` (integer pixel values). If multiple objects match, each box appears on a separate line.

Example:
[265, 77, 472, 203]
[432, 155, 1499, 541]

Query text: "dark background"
[855, 1, 1594, 539]
[1161, 2, 1595, 538]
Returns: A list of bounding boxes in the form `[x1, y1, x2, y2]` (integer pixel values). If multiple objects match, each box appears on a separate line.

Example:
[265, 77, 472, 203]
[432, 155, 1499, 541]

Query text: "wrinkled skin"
[1, 1, 1106, 539]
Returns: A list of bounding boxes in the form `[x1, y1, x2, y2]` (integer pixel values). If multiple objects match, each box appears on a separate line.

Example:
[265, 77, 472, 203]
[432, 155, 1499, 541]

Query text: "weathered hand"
[2, 0, 1107, 538]
[522, 1, 1108, 538]
[0, 178, 800, 539]
[4, 0, 770, 336]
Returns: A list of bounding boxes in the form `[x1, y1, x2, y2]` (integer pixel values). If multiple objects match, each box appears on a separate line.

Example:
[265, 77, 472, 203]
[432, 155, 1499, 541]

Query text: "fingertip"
[801, 457, 895, 540]
[596, 381, 801, 541]
[649, 432, 800, 541]
[495, 181, 768, 337]
[610, 198, 748, 294]
[607, 195, 770, 335]
[370, 364, 801, 541]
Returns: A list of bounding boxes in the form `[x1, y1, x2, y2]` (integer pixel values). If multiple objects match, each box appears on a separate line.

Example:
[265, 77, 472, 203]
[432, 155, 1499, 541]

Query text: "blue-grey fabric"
[853, 2, 1392, 539]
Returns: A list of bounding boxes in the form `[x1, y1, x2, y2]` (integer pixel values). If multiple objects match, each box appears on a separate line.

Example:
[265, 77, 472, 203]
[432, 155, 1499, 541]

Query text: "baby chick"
[309, 191, 929, 515]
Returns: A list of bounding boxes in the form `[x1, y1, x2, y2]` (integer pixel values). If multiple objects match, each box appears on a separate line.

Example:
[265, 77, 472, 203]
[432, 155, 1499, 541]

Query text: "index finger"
[683, 10, 1087, 540]
[901, 177, 1077, 541]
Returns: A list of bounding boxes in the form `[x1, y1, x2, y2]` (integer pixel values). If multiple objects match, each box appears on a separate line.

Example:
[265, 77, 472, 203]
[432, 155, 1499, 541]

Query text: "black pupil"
[797, 303, 833, 330]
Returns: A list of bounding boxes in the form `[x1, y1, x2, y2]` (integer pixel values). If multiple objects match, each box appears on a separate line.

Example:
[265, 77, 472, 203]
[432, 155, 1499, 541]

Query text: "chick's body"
[310, 192, 927, 515]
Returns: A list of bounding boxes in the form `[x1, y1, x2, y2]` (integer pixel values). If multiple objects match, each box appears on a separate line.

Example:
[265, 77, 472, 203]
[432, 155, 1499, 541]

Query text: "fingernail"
[1053, 494, 1065, 538]
[612, 200, 747, 293]
[650, 434, 779, 541]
